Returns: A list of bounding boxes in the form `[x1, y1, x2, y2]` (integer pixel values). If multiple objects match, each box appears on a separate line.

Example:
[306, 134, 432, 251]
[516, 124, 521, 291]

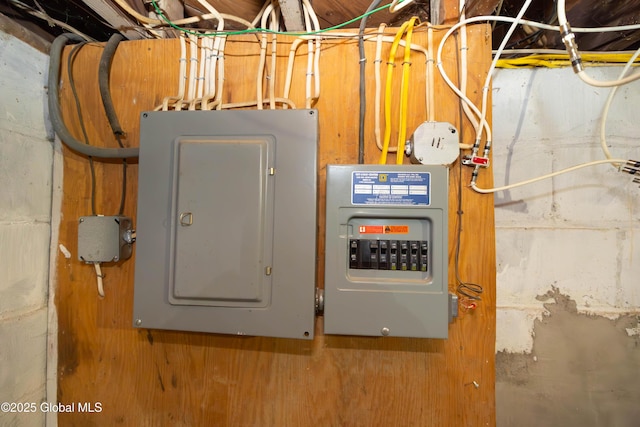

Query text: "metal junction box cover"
[323, 164, 449, 339]
[133, 110, 318, 339]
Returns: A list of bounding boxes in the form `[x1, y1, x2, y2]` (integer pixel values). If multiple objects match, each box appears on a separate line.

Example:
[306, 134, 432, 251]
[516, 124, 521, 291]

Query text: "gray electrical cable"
[99, 33, 126, 137]
[98, 33, 128, 214]
[48, 33, 139, 159]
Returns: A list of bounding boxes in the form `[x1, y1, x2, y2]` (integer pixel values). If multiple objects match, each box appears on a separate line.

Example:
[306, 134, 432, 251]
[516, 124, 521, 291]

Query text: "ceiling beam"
[150, 0, 184, 37]
[467, 0, 502, 16]
[152, 0, 184, 21]
[276, 0, 305, 31]
[430, 0, 459, 24]
[0, 12, 50, 53]
[431, 0, 502, 24]
[80, 0, 144, 39]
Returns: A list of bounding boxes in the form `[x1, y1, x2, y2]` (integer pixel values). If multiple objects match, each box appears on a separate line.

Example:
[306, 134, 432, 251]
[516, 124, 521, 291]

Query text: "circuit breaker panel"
[133, 110, 318, 340]
[324, 165, 450, 338]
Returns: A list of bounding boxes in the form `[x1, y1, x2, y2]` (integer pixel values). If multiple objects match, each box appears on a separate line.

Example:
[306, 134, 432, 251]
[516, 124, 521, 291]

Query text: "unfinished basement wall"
[0, 30, 52, 426]
[492, 67, 640, 426]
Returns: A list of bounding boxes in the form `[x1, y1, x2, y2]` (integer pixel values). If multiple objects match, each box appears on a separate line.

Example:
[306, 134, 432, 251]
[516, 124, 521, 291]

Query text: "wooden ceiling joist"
[81, 0, 144, 39]
[276, 0, 305, 31]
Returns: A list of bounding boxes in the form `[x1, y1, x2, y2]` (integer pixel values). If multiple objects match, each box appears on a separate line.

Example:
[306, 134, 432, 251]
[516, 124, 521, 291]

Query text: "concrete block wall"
[0, 31, 52, 426]
[492, 67, 640, 425]
[492, 67, 640, 352]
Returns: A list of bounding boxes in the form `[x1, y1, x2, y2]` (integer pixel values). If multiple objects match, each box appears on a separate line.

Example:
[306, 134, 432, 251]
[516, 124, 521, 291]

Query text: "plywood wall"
[55, 25, 495, 426]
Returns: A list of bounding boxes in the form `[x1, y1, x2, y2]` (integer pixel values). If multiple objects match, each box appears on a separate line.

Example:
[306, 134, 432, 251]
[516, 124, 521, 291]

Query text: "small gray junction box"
[77, 215, 133, 263]
[323, 164, 450, 338]
[133, 110, 318, 340]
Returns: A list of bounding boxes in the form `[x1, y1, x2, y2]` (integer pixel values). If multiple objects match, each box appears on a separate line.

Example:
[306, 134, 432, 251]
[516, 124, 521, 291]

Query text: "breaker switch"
[350, 240, 358, 268]
[379, 240, 389, 270]
[410, 241, 419, 271]
[400, 241, 408, 270]
[369, 240, 379, 269]
[420, 241, 428, 271]
[390, 240, 398, 270]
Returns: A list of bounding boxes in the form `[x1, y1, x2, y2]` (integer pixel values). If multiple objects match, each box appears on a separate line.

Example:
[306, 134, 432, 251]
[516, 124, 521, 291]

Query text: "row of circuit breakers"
[131, 110, 456, 340]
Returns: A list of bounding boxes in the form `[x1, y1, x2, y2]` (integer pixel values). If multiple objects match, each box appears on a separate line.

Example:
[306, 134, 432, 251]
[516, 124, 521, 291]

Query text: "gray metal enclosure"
[323, 164, 450, 338]
[133, 110, 318, 340]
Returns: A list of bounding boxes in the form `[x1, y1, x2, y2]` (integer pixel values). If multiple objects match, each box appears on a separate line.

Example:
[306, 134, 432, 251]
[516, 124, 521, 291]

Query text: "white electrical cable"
[203, 36, 214, 104]
[390, 0, 415, 13]
[436, 25, 491, 143]
[204, 37, 213, 97]
[471, 159, 628, 193]
[427, 25, 435, 123]
[446, 16, 640, 35]
[435, 12, 624, 145]
[436, 10, 637, 193]
[282, 31, 427, 111]
[214, 35, 226, 110]
[251, 0, 273, 28]
[302, 2, 314, 109]
[556, 0, 640, 87]
[303, 0, 322, 108]
[195, 0, 225, 28]
[476, 0, 533, 146]
[492, 48, 640, 55]
[186, 0, 226, 111]
[576, 70, 640, 87]
[185, 34, 198, 105]
[557, 0, 568, 27]
[458, 0, 479, 150]
[269, 2, 279, 110]
[257, 4, 271, 110]
[160, 33, 187, 111]
[196, 36, 207, 101]
[94, 262, 105, 298]
[600, 47, 640, 166]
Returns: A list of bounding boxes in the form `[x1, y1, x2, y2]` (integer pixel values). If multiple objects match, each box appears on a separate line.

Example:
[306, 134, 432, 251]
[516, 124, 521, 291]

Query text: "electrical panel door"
[133, 110, 318, 340]
[323, 165, 450, 339]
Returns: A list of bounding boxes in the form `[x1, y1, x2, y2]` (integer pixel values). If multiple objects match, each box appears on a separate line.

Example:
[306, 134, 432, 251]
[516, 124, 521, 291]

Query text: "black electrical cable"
[358, 0, 383, 164]
[48, 33, 139, 159]
[453, 32, 483, 301]
[99, 33, 128, 215]
[67, 41, 97, 216]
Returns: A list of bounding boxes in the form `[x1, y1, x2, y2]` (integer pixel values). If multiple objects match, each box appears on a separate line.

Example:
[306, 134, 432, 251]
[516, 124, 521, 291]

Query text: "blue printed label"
[351, 171, 430, 206]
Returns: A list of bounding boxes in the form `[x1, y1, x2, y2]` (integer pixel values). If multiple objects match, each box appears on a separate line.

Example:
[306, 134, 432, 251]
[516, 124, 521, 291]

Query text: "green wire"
[149, 0, 392, 37]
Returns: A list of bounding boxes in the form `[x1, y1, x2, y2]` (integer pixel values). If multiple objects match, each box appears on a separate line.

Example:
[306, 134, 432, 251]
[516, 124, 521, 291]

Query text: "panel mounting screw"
[135, 319, 142, 326]
[381, 327, 390, 336]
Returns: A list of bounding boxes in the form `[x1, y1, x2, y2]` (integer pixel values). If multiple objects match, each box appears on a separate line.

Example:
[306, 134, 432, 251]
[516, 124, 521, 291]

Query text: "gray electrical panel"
[133, 110, 318, 340]
[323, 165, 450, 338]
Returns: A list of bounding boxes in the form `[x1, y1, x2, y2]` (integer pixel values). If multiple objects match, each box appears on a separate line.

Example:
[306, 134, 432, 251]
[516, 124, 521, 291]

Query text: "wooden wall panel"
[56, 25, 495, 426]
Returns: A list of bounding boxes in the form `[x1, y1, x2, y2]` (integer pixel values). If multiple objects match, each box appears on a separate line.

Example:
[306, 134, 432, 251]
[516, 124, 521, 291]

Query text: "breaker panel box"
[133, 110, 318, 340]
[324, 165, 450, 338]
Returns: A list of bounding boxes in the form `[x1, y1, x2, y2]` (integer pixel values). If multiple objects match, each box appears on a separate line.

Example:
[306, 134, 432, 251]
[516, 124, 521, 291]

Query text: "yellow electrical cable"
[374, 23, 387, 153]
[396, 17, 417, 165]
[497, 53, 640, 69]
[379, 21, 410, 165]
